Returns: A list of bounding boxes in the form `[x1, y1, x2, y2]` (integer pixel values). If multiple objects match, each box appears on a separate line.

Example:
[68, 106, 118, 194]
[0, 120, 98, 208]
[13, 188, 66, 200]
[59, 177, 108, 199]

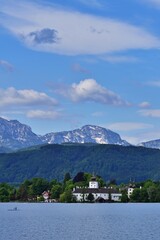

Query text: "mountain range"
[0, 117, 159, 151]
[139, 139, 160, 149]
[0, 117, 129, 151]
[0, 117, 160, 184]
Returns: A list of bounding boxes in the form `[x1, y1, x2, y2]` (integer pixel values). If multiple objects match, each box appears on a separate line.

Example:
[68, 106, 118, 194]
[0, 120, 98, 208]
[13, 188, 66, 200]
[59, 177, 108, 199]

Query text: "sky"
[0, 0, 160, 144]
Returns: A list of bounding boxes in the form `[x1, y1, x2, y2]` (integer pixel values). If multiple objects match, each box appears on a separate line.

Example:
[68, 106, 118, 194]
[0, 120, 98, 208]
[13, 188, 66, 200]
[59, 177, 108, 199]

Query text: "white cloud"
[145, 0, 160, 7]
[107, 122, 153, 131]
[72, 63, 90, 74]
[78, 0, 104, 8]
[0, 0, 160, 55]
[147, 81, 160, 87]
[122, 129, 160, 145]
[0, 87, 57, 108]
[139, 109, 160, 117]
[59, 79, 129, 106]
[0, 60, 14, 72]
[100, 55, 138, 63]
[139, 101, 151, 108]
[105, 121, 157, 145]
[121, 136, 140, 145]
[92, 111, 104, 117]
[27, 110, 61, 120]
[138, 130, 160, 142]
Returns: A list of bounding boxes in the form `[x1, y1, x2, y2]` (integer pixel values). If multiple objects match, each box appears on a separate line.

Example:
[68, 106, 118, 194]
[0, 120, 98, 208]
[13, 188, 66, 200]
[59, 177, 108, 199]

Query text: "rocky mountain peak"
[0, 118, 131, 150]
[41, 124, 130, 145]
[0, 118, 42, 149]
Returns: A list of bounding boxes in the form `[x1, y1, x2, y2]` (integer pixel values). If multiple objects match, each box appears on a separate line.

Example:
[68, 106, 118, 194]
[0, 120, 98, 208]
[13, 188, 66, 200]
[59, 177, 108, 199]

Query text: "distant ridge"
[139, 139, 160, 150]
[0, 118, 130, 151]
[41, 124, 130, 146]
[0, 117, 159, 151]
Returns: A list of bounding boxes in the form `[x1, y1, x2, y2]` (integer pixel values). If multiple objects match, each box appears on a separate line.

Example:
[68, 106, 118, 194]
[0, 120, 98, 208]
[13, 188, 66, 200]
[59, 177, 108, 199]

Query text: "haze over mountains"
[0, 117, 159, 151]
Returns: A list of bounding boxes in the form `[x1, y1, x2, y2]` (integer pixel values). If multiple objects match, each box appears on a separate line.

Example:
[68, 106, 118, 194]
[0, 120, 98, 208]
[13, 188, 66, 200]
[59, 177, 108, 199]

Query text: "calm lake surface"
[0, 203, 160, 240]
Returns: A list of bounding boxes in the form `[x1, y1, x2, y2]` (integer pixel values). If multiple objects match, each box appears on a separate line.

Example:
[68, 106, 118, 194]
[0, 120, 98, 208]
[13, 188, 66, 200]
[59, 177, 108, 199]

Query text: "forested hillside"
[0, 143, 160, 184]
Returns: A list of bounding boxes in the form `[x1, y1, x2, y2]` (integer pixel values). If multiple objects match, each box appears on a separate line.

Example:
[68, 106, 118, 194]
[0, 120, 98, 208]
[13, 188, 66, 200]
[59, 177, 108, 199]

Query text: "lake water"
[0, 203, 160, 240]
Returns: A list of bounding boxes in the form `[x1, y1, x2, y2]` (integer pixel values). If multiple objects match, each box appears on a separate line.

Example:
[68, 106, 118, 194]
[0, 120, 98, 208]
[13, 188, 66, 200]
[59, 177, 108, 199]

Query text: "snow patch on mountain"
[139, 139, 160, 150]
[0, 117, 42, 149]
[0, 118, 131, 151]
[41, 125, 130, 146]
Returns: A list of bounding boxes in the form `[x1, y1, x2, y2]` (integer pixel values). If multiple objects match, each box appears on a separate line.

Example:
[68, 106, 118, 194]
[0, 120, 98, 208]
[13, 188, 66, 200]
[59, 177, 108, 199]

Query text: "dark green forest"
[0, 143, 160, 184]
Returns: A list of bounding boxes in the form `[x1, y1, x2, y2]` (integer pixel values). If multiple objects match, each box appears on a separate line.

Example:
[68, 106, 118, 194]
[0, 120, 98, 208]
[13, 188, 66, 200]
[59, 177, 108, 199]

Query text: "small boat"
[8, 207, 18, 211]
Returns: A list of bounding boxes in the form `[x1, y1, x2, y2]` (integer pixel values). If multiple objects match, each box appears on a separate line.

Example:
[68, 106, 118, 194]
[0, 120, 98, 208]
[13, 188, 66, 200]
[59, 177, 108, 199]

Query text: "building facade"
[72, 176, 122, 202]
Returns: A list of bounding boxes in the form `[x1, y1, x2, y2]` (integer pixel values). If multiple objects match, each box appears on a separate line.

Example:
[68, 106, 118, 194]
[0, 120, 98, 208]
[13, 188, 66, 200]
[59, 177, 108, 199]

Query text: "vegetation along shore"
[1, 172, 160, 203]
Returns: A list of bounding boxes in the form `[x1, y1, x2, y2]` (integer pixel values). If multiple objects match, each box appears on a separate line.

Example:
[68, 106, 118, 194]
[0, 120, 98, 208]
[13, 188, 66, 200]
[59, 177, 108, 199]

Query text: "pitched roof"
[73, 188, 120, 194]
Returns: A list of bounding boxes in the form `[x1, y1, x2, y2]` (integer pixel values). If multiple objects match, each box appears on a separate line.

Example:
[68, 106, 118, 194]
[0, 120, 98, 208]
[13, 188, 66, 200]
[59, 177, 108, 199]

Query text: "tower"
[89, 175, 99, 189]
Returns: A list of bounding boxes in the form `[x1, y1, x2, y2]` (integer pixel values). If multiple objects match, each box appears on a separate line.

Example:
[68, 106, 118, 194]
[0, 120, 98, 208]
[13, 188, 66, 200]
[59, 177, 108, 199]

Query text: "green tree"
[17, 183, 30, 201]
[31, 178, 49, 197]
[143, 180, 155, 189]
[130, 188, 148, 202]
[60, 189, 73, 203]
[109, 179, 117, 186]
[155, 186, 160, 202]
[121, 190, 129, 203]
[63, 172, 71, 184]
[49, 179, 59, 189]
[84, 173, 92, 185]
[51, 184, 62, 200]
[0, 183, 16, 202]
[73, 172, 85, 183]
[87, 193, 94, 203]
[130, 189, 141, 202]
[9, 188, 17, 201]
[0, 187, 10, 202]
[37, 196, 44, 202]
[140, 188, 148, 202]
[147, 186, 157, 202]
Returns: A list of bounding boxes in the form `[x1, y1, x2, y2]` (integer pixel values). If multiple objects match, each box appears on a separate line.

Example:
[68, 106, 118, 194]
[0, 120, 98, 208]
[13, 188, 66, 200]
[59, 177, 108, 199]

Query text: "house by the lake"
[72, 176, 122, 202]
[42, 191, 51, 202]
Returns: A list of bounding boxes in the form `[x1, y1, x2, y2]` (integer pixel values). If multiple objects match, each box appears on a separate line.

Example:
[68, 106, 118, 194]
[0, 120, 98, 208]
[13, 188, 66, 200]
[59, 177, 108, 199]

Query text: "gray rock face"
[0, 118, 42, 150]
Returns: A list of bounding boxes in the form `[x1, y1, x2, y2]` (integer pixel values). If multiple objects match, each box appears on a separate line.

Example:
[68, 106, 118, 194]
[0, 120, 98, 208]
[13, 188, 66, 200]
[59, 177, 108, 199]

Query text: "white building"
[72, 176, 122, 202]
[127, 183, 136, 198]
[89, 176, 99, 189]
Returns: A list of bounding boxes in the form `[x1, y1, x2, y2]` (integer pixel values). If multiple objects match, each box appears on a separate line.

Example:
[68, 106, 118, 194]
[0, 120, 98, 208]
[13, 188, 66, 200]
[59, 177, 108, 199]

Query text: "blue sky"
[0, 0, 160, 144]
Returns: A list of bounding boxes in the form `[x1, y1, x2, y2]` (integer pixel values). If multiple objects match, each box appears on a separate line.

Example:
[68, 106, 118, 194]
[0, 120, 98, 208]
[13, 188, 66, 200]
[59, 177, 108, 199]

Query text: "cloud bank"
[0, 87, 57, 108]
[146, 0, 160, 7]
[27, 110, 62, 120]
[139, 101, 151, 108]
[78, 0, 104, 8]
[107, 122, 153, 131]
[27, 28, 60, 44]
[0, 0, 160, 55]
[100, 55, 138, 63]
[0, 60, 14, 72]
[56, 79, 129, 106]
[139, 109, 160, 117]
[147, 81, 160, 87]
[0, 87, 61, 120]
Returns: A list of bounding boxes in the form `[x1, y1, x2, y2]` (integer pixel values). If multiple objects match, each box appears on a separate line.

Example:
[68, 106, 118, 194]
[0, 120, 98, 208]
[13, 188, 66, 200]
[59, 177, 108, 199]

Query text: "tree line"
[0, 172, 99, 202]
[1, 172, 160, 203]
